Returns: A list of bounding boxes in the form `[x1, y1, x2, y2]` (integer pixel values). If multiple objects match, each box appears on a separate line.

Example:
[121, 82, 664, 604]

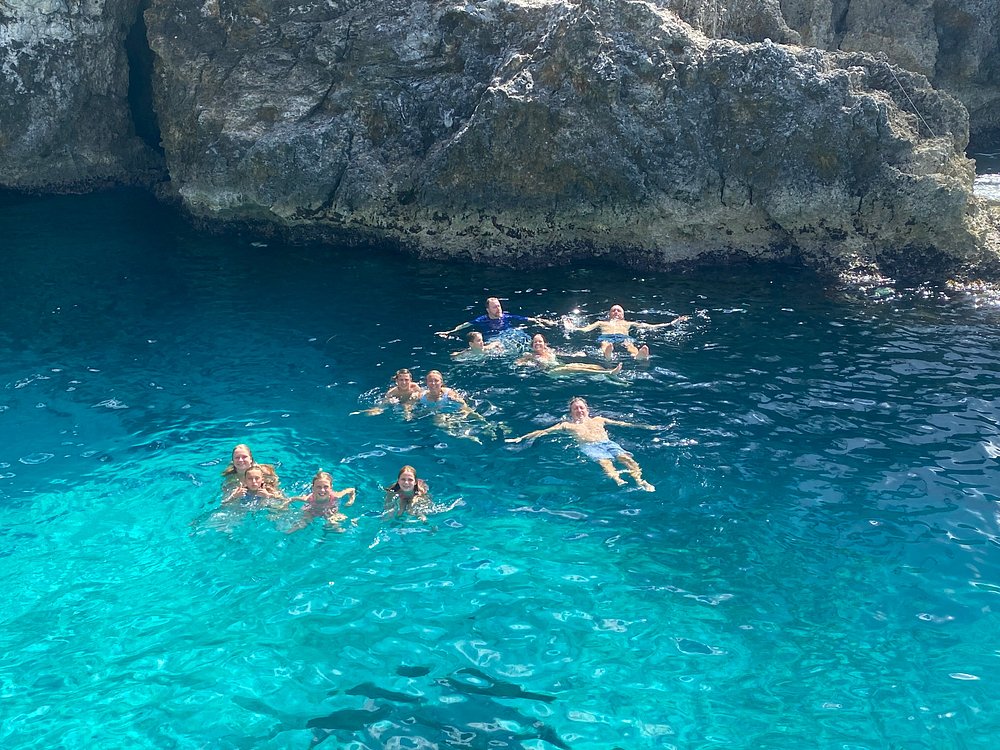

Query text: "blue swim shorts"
[597, 333, 634, 345]
[580, 440, 630, 461]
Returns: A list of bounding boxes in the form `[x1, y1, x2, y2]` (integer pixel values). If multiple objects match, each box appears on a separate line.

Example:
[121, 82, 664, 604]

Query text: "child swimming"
[220, 443, 280, 495]
[383, 465, 462, 523]
[452, 330, 506, 360]
[287, 470, 357, 532]
[383, 465, 432, 521]
[223, 465, 287, 507]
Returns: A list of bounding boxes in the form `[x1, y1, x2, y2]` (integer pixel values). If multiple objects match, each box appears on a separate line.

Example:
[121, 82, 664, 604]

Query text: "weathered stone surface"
[0, 0, 162, 190]
[142, 0, 1000, 274]
[674, 0, 1000, 142]
[2, 0, 997, 274]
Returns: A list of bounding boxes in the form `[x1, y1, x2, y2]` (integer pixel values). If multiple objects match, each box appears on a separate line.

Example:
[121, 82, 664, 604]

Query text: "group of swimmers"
[371, 297, 687, 492]
[218, 297, 688, 530]
[220, 444, 447, 530]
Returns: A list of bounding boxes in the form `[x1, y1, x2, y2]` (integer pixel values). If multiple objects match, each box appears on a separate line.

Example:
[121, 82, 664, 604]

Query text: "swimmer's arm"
[603, 417, 660, 430]
[571, 320, 603, 333]
[436, 321, 471, 337]
[529, 316, 560, 327]
[637, 315, 690, 330]
[334, 487, 357, 506]
[505, 423, 564, 443]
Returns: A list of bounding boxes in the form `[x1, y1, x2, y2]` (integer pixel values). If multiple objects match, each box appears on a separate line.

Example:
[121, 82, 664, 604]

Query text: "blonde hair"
[244, 466, 265, 480]
[312, 470, 333, 486]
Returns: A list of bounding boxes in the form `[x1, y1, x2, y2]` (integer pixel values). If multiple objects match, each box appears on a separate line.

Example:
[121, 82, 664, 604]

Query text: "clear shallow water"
[2, 191, 1000, 749]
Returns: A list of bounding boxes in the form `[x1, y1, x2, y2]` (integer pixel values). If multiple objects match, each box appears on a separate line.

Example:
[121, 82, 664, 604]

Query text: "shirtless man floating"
[566, 304, 688, 360]
[506, 396, 657, 491]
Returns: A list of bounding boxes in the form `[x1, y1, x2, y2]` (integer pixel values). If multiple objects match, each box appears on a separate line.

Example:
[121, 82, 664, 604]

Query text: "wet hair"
[532, 334, 546, 345]
[467, 331, 483, 343]
[568, 397, 588, 411]
[221, 443, 279, 486]
[389, 465, 426, 494]
[394, 368, 412, 379]
[221, 443, 254, 477]
[485, 296, 500, 307]
[244, 466, 265, 481]
[312, 470, 333, 487]
[426, 369, 444, 383]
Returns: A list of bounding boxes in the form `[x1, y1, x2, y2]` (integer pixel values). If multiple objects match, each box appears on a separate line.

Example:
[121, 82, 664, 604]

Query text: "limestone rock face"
[144, 0, 999, 273]
[675, 0, 1000, 142]
[0, 0, 161, 190]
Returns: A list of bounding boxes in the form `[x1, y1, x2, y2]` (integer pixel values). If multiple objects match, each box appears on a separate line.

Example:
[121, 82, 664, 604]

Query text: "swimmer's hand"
[505, 436, 522, 444]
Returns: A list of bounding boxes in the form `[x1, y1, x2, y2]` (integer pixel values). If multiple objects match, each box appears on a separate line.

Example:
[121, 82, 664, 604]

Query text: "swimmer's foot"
[636, 345, 650, 361]
[601, 342, 614, 360]
[637, 479, 655, 492]
[610, 473, 627, 487]
[608, 363, 623, 374]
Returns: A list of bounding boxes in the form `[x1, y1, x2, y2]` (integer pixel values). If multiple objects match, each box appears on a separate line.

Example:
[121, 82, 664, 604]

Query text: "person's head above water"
[393, 465, 419, 494]
[467, 331, 485, 349]
[394, 368, 414, 388]
[531, 334, 549, 354]
[311, 470, 334, 499]
[568, 397, 590, 421]
[243, 465, 267, 492]
[609, 304, 625, 320]
[425, 369, 445, 393]
[485, 297, 503, 319]
[228, 444, 255, 477]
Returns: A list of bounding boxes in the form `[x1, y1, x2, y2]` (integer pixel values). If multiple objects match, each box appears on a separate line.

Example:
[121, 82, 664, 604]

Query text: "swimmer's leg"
[619, 454, 655, 491]
[600, 341, 614, 359]
[626, 340, 650, 359]
[598, 458, 627, 486]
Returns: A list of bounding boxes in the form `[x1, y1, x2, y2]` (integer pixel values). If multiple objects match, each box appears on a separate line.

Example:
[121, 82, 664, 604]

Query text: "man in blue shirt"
[436, 297, 558, 340]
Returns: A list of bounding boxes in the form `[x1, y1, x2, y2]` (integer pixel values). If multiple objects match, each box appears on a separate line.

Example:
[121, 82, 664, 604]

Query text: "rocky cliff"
[2, 0, 998, 275]
[670, 0, 1000, 146]
[0, 0, 162, 190]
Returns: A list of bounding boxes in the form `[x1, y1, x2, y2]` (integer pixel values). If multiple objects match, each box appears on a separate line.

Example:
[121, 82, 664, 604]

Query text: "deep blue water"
[2, 190, 1000, 749]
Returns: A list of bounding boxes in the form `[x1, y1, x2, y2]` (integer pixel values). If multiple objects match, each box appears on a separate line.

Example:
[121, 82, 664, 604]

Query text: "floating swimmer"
[435, 296, 558, 341]
[452, 330, 506, 360]
[565, 303, 689, 360]
[516, 333, 624, 379]
[506, 396, 659, 491]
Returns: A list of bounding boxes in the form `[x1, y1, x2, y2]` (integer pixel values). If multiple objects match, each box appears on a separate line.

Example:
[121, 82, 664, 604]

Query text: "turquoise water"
[2, 190, 1000, 749]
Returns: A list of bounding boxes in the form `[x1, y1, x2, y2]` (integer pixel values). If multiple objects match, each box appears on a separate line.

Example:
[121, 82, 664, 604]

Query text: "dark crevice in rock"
[933, 0, 975, 80]
[831, 0, 851, 48]
[125, 0, 163, 156]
